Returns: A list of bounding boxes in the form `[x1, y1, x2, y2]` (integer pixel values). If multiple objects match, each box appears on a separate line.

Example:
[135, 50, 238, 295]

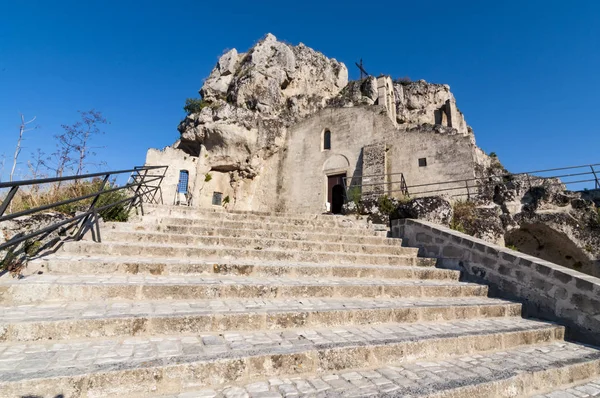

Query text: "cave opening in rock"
[505, 223, 597, 277]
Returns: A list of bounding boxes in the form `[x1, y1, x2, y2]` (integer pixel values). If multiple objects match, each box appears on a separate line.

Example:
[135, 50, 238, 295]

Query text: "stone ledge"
[392, 218, 600, 346]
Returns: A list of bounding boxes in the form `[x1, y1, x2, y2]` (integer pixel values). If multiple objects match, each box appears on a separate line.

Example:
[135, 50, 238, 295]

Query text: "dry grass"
[2, 178, 131, 222]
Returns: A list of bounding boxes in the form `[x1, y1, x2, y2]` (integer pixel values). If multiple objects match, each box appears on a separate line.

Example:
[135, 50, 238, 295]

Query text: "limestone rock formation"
[393, 197, 454, 226]
[394, 80, 470, 137]
[159, 33, 494, 212]
[177, 33, 348, 175]
[0, 212, 72, 277]
[327, 77, 473, 141]
[327, 76, 379, 107]
[387, 179, 600, 278]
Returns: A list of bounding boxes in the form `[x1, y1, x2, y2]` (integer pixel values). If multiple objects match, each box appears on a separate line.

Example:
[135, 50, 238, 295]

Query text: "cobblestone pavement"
[0, 296, 514, 322]
[155, 342, 600, 398]
[532, 379, 600, 397]
[0, 318, 556, 381]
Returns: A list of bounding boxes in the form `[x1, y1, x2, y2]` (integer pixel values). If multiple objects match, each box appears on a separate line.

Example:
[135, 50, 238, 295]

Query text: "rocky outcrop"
[387, 181, 600, 278]
[393, 197, 453, 226]
[327, 76, 379, 107]
[177, 33, 348, 176]
[394, 80, 470, 138]
[0, 212, 72, 277]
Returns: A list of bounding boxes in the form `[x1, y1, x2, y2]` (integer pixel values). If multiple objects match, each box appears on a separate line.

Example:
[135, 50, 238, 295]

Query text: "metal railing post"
[590, 165, 599, 189]
[76, 174, 110, 241]
[0, 186, 19, 217]
[127, 168, 149, 215]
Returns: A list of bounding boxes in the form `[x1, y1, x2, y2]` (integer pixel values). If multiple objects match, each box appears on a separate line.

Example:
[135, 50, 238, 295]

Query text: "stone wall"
[145, 146, 201, 206]
[279, 107, 478, 212]
[362, 143, 387, 198]
[392, 218, 600, 345]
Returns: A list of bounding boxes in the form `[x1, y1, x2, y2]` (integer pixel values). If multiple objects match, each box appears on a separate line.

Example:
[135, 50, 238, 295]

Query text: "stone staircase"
[1, 205, 600, 397]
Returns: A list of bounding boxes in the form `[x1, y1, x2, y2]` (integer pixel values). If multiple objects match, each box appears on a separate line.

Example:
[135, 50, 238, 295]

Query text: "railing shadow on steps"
[0, 165, 168, 255]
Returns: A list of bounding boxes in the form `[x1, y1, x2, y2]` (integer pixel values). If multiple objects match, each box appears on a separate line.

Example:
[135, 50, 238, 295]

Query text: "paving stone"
[162, 343, 600, 398]
[0, 206, 599, 397]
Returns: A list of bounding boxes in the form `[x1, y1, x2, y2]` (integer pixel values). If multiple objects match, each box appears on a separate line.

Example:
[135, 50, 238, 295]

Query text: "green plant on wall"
[347, 186, 361, 205]
[450, 200, 476, 234]
[183, 98, 209, 115]
[377, 195, 396, 215]
[204, 173, 212, 183]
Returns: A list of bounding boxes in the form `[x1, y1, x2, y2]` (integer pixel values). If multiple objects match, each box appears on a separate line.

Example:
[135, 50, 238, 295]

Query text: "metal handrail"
[346, 162, 600, 200]
[0, 165, 168, 252]
[0, 165, 167, 189]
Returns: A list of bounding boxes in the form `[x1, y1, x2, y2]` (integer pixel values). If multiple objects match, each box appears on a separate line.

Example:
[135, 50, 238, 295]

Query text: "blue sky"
[1, 0, 599, 182]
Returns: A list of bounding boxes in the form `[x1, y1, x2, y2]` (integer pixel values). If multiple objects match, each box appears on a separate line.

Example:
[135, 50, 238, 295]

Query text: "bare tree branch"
[10, 114, 37, 183]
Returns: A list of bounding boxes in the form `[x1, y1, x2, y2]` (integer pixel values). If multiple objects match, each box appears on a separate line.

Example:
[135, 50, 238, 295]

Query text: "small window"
[323, 129, 331, 150]
[418, 158, 427, 167]
[212, 192, 223, 205]
[177, 170, 189, 194]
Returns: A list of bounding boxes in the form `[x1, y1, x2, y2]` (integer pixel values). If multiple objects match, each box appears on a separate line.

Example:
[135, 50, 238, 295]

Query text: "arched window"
[323, 129, 331, 150]
[177, 170, 189, 194]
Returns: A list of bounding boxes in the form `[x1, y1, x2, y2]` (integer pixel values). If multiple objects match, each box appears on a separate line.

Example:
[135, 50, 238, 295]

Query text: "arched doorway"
[331, 184, 345, 214]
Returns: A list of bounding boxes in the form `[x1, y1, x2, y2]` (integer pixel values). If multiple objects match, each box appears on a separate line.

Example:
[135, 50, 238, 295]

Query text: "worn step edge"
[0, 324, 565, 397]
[0, 279, 489, 304]
[38, 256, 445, 278]
[142, 208, 368, 224]
[150, 219, 389, 236]
[172, 347, 600, 398]
[100, 231, 410, 256]
[0, 300, 522, 342]
[149, 216, 382, 232]
[144, 205, 350, 220]
[106, 223, 396, 244]
[527, 377, 600, 397]
[58, 242, 424, 267]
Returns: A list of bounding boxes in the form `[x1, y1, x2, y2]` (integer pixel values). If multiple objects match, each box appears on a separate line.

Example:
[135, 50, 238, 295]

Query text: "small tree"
[44, 110, 108, 180]
[10, 114, 37, 182]
[184, 98, 208, 115]
[69, 110, 108, 176]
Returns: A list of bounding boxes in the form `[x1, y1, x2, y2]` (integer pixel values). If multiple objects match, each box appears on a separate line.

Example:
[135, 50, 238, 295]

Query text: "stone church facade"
[146, 34, 491, 214]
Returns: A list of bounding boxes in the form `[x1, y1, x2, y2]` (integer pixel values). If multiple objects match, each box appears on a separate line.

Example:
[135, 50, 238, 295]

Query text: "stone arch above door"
[323, 154, 350, 173]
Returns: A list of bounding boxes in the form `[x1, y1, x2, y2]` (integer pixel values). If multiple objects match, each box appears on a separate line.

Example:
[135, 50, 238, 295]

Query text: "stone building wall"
[146, 145, 286, 211]
[145, 147, 200, 206]
[278, 106, 478, 213]
[361, 143, 387, 198]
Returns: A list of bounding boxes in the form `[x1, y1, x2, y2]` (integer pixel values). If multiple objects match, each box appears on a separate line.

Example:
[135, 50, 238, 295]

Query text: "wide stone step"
[0, 296, 521, 342]
[152, 342, 600, 398]
[150, 216, 384, 234]
[59, 241, 425, 266]
[0, 274, 488, 304]
[0, 318, 565, 397]
[37, 255, 446, 278]
[100, 231, 411, 256]
[530, 378, 600, 397]
[144, 205, 368, 225]
[106, 222, 398, 245]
